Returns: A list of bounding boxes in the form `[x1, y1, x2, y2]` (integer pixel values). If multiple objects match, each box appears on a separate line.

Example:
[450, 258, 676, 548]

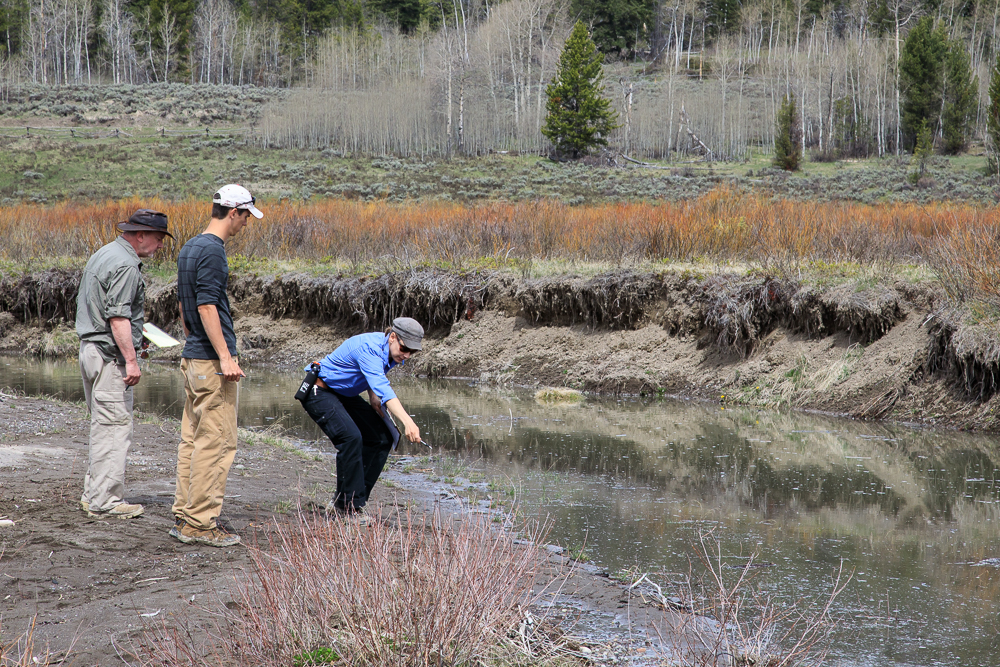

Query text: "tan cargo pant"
[173, 358, 239, 530]
[79, 341, 134, 512]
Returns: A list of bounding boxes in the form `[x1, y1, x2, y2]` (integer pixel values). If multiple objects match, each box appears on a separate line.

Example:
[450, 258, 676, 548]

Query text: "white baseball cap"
[213, 184, 263, 219]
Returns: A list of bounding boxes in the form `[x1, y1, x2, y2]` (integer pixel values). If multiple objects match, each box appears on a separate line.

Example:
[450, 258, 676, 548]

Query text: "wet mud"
[0, 393, 676, 665]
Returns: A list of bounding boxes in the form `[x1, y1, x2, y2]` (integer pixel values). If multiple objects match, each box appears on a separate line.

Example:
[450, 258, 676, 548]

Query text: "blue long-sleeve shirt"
[317, 332, 401, 402]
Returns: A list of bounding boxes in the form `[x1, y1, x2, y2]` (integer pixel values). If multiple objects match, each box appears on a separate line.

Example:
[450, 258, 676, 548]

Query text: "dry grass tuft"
[700, 276, 791, 358]
[820, 283, 903, 344]
[629, 531, 849, 667]
[0, 617, 55, 667]
[138, 507, 561, 667]
[926, 304, 1000, 400]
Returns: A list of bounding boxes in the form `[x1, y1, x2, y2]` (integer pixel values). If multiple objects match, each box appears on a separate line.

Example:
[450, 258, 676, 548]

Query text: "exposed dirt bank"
[0, 393, 676, 665]
[2, 268, 998, 431]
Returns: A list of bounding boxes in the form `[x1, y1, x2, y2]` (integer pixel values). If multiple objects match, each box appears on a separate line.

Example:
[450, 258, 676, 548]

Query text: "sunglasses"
[392, 333, 416, 354]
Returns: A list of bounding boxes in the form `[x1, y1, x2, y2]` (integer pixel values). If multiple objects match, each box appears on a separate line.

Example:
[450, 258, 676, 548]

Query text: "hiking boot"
[88, 502, 144, 519]
[80, 500, 89, 513]
[173, 522, 241, 548]
[167, 517, 186, 541]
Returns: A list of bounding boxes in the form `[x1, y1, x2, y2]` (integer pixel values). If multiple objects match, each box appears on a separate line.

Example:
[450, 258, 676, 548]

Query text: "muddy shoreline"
[0, 392, 681, 665]
[1, 267, 997, 431]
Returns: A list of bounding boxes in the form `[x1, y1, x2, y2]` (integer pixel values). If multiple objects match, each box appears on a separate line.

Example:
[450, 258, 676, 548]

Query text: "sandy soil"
[0, 392, 682, 666]
[417, 305, 997, 431]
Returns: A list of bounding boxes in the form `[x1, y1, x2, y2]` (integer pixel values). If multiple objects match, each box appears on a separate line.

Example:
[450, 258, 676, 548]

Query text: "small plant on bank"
[292, 646, 340, 666]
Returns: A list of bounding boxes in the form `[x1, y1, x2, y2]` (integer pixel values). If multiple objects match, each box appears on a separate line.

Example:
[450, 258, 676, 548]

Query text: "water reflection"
[3, 357, 1000, 666]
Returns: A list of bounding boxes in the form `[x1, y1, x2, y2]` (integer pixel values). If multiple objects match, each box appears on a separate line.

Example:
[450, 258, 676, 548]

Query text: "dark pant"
[301, 387, 393, 511]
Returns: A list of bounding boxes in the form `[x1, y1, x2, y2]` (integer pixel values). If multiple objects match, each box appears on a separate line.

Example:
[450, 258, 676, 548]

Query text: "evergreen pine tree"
[941, 40, 978, 154]
[774, 92, 801, 171]
[542, 21, 619, 160]
[570, 0, 654, 55]
[899, 16, 976, 154]
[988, 52, 1000, 176]
[899, 16, 947, 150]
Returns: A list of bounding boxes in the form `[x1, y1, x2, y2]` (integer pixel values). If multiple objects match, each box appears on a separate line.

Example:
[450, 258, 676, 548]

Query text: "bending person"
[301, 317, 424, 519]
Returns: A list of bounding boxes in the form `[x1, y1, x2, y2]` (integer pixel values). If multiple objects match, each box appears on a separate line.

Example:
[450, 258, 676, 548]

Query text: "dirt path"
[0, 393, 677, 666]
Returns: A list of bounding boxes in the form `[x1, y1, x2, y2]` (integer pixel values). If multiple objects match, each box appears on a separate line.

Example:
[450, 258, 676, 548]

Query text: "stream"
[3, 355, 999, 666]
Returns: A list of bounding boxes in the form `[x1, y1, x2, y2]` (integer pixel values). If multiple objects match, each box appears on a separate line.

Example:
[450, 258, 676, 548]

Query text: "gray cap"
[391, 317, 424, 351]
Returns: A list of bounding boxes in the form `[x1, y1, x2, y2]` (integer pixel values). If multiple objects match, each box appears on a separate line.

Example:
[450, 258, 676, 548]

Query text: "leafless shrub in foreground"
[139, 506, 561, 667]
[630, 531, 850, 667]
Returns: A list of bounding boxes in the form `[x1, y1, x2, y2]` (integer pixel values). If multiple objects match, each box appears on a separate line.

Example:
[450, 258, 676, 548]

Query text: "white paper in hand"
[142, 322, 181, 348]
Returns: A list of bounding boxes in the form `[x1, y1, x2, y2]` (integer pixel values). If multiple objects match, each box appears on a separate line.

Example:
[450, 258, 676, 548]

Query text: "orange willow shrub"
[0, 189, 997, 287]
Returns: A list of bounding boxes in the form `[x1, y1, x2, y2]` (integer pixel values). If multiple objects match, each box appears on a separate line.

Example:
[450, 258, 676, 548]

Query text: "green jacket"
[75, 236, 145, 363]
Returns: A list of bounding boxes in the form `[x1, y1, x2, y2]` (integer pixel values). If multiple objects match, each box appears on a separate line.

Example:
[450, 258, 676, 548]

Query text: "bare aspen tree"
[100, 0, 138, 83]
[158, 1, 177, 82]
[714, 34, 737, 158]
[26, 0, 48, 83]
[620, 76, 633, 155]
[440, 6, 454, 155]
[456, 0, 470, 152]
[72, 0, 92, 83]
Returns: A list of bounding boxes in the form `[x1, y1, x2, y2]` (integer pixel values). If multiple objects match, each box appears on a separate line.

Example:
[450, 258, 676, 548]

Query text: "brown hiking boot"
[88, 502, 144, 519]
[172, 522, 241, 548]
[167, 517, 186, 541]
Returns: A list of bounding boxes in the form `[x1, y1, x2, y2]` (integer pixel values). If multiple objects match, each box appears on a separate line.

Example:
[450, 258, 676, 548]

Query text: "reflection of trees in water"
[401, 379, 1000, 528]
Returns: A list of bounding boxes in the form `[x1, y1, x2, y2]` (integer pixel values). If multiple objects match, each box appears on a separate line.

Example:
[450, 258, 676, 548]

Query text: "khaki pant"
[79, 341, 134, 512]
[173, 358, 239, 530]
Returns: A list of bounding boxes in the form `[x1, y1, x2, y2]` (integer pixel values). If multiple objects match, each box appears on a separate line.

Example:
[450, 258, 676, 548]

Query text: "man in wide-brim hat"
[75, 208, 171, 519]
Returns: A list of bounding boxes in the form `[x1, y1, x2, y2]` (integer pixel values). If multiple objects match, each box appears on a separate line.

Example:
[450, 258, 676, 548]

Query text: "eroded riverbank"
[1, 267, 996, 431]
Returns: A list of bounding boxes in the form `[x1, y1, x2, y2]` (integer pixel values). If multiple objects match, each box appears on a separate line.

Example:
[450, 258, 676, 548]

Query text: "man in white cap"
[170, 184, 262, 548]
[76, 209, 171, 519]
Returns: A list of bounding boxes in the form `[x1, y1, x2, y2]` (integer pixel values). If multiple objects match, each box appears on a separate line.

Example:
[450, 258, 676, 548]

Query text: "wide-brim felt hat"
[116, 209, 173, 238]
